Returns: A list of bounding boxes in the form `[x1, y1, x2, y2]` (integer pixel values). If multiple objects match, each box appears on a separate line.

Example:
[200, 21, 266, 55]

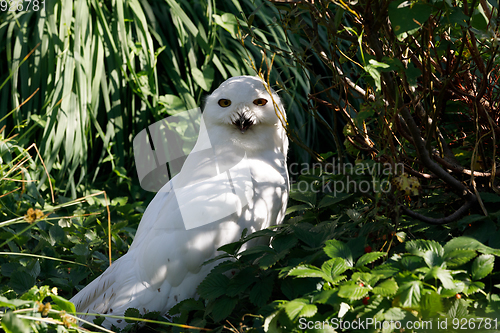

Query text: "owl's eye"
[218, 99, 232, 107]
[253, 98, 268, 106]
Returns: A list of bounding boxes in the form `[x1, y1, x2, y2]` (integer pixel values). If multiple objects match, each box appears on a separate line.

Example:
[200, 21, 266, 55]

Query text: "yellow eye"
[218, 99, 231, 107]
[253, 98, 268, 106]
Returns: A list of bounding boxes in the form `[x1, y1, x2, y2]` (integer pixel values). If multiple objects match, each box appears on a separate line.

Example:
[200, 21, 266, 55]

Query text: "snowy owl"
[70, 76, 289, 328]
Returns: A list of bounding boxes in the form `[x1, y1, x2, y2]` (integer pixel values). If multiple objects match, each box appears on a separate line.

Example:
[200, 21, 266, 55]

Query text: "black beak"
[233, 113, 254, 133]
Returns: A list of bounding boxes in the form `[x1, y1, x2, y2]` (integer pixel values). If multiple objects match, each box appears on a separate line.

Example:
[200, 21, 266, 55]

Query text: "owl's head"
[202, 76, 288, 155]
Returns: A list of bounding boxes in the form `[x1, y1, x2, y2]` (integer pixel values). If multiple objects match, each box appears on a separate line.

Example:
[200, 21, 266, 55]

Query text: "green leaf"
[441, 280, 465, 297]
[250, 275, 274, 307]
[257, 252, 285, 269]
[272, 234, 298, 253]
[292, 224, 324, 248]
[158, 94, 185, 115]
[312, 289, 339, 305]
[71, 244, 90, 257]
[368, 59, 390, 69]
[238, 245, 275, 257]
[397, 280, 422, 309]
[165, 0, 199, 36]
[124, 308, 141, 323]
[395, 231, 407, 243]
[479, 192, 500, 203]
[406, 239, 444, 257]
[217, 241, 242, 255]
[197, 274, 229, 300]
[424, 267, 454, 289]
[364, 60, 385, 91]
[143, 311, 160, 320]
[446, 7, 469, 27]
[471, 254, 494, 280]
[289, 183, 316, 207]
[49, 225, 66, 246]
[213, 13, 239, 38]
[444, 249, 477, 268]
[457, 214, 487, 225]
[322, 258, 349, 279]
[211, 296, 238, 322]
[388, 0, 432, 40]
[356, 251, 386, 267]
[110, 196, 128, 206]
[324, 240, 354, 266]
[444, 236, 500, 256]
[93, 317, 105, 326]
[1, 263, 20, 278]
[1, 311, 30, 333]
[191, 66, 215, 92]
[51, 295, 76, 313]
[373, 279, 398, 296]
[447, 298, 469, 319]
[317, 193, 352, 208]
[285, 204, 310, 215]
[372, 264, 399, 278]
[25, 260, 40, 279]
[463, 279, 484, 295]
[338, 282, 369, 300]
[406, 239, 444, 267]
[421, 290, 443, 318]
[288, 265, 326, 279]
[263, 310, 280, 333]
[226, 268, 257, 296]
[30, 114, 47, 128]
[168, 298, 204, 316]
[405, 62, 421, 88]
[399, 255, 425, 271]
[352, 272, 381, 286]
[284, 300, 317, 321]
[0, 296, 32, 310]
[242, 229, 277, 243]
[471, 7, 488, 31]
[9, 270, 36, 295]
[384, 307, 406, 321]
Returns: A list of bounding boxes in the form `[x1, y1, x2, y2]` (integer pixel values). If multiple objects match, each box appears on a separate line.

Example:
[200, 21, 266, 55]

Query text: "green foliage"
[1, 0, 500, 332]
[0, 0, 312, 200]
[0, 133, 142, 331]
[261, 0, 500, 225]
[0, 286, 80, 332]
[169, 220, 500, 332]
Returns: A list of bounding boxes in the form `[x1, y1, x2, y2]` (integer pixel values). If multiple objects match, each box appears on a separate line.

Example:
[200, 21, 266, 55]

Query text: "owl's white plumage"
[70, 76, 289, 328]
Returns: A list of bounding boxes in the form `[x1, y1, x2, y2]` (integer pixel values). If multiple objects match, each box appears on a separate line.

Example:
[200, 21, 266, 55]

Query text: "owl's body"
[70, 76, 289, 328]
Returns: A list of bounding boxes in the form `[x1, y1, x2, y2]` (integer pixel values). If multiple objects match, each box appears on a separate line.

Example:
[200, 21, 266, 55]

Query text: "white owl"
[70, 76, 289, 328]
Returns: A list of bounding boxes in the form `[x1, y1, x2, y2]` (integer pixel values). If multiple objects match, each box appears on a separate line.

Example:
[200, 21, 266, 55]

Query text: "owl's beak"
[233, 113, 254, 133]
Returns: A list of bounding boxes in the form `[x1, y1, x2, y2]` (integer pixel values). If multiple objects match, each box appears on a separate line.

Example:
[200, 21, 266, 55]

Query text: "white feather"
[70, 76, 289, 328]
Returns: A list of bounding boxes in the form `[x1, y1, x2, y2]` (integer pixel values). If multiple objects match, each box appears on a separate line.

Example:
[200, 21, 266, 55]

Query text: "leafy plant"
[246, 0, 500, 225]
[0, 132, 145, 331]
[168, 216, 500, 332]
[0, 285, 83, 333]
[0, 0, 312, 200]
